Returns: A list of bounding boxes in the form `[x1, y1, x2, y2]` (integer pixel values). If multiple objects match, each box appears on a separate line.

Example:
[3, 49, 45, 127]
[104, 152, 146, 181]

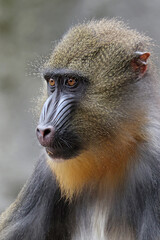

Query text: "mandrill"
[0, 19, 160, 240]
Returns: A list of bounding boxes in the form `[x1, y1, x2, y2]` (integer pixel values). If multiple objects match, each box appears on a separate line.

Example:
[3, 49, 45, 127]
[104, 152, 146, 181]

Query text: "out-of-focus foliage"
[0, 0, 160, 213]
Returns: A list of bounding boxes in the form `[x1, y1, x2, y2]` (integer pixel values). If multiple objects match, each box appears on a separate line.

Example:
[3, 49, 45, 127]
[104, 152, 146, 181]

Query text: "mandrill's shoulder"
[0, 153, 72, 240]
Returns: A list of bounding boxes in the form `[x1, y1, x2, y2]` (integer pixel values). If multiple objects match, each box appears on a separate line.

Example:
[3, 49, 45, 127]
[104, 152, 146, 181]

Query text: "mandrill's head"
[36, 19, 153, 196]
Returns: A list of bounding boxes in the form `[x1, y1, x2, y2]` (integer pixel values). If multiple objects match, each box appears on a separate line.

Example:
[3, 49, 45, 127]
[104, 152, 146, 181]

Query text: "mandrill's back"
[0, 19, 160, 240]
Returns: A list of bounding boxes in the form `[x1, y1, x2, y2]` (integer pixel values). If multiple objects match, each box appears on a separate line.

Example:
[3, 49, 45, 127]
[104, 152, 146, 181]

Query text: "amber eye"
[66, 78, 77, 87]
[49, 78, 55, 86]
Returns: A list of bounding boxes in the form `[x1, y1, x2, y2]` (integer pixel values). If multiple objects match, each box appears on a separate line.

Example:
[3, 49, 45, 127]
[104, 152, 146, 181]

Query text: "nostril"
[36, 128, 45, 138]
[36, 125, 55, 147]
[44, 128, 51, 137]
[36, 126, 54, 138]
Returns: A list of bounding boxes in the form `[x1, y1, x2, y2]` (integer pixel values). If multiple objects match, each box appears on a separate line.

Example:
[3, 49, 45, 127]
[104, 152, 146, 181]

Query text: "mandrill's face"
[36, 20, 151, 161]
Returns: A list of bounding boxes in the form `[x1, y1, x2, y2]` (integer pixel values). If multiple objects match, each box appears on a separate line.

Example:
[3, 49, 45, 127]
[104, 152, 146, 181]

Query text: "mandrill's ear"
[131, 51, 150, 76]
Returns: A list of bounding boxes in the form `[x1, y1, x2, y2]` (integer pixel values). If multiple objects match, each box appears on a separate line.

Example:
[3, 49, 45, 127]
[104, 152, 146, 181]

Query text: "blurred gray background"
[0, 0, 160, 213]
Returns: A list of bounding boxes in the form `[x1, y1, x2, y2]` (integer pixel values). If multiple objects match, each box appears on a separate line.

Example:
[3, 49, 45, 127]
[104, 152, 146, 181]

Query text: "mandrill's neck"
[47, 121, 146, 199]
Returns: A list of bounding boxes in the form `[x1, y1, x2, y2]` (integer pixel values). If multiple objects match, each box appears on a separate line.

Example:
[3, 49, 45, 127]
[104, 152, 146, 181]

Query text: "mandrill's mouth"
[46, 147, 56, 159]
[36, 124, 82, 160]
[45, 147, 73, 162]
[44, 130, 83, 160]
[36, 118, 83, 160]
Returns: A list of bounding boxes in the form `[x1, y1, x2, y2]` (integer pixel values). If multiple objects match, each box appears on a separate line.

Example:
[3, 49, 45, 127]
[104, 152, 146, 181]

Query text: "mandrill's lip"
[46, 147, 56, 159]
[45, 147, 66, 162]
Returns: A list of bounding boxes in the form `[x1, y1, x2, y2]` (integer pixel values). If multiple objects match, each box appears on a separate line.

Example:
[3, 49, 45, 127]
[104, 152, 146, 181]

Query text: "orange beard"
[47, 121, 146, 199]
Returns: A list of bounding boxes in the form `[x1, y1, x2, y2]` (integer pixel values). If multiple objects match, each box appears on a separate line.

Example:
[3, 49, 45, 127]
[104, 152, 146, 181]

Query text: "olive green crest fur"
[47, 19, 151, 84]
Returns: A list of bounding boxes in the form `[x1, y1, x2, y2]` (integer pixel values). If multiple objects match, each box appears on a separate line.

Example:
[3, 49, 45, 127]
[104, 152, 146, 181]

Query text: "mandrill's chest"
[70, 195, 134, 240]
